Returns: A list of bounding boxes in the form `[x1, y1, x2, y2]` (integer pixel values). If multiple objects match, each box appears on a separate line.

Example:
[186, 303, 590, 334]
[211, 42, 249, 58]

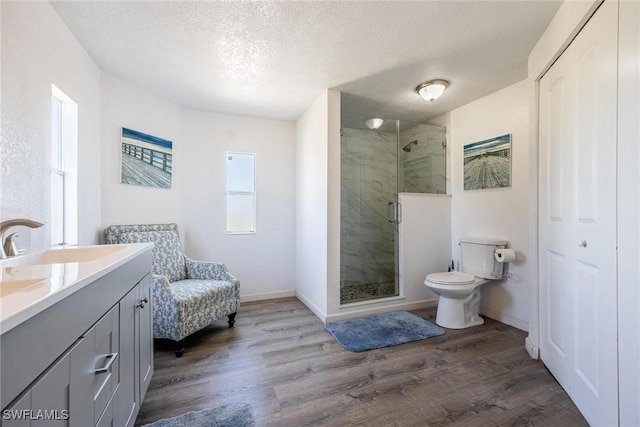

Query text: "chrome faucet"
[0, 219, 44, 259]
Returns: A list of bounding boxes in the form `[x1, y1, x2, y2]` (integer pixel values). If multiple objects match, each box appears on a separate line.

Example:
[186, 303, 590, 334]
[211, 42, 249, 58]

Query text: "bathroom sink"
[36, 246, 125, 263]
[0, 242, 153, 336]
[0, 245, 127, 267]
[0, 274, 53, 323]
[0, 277, 49, 297]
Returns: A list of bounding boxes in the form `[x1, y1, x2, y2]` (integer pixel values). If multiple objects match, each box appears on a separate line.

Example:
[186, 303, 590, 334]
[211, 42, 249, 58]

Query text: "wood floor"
[135, 298, 587, 426]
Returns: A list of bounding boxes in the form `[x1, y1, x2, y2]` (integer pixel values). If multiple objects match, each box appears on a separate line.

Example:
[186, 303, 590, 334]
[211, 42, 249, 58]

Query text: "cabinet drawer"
[4, 353, 71, 427]
[69, 305, 119, 426]
[95, 391, 114, 427]
[3, 392, 30, 427]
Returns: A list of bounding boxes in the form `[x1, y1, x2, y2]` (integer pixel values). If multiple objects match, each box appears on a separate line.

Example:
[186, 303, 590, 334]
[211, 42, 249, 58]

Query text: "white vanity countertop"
[0, 243, 154, 334]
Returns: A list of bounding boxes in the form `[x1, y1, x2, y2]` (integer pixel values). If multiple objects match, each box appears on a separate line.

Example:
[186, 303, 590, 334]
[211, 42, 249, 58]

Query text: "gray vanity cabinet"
[29, 354, 71, 426]
[4, 306, 121, 427]
[115, 273, 153, 427]
[29, 353, 71, 426]
[4, 392, 30, 426]
[116, 284, 138, 426]
[1, 249, 153, 427]
[4, 353, 71, 427]
[138, 273, 153, 401]
[69, 305, 120, 426]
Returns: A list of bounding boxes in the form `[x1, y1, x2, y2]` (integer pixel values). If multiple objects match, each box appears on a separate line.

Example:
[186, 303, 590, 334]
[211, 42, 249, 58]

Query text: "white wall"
[295, 91, 331, 318]
[101, 74, 296, 300]
[449, 79, 530, 331]
[400, 194, 451, 302]
[618, 2, 640, 424]
[526, 0, 639, 421]
[1, 1, 102, 248]
[326, 90, 342, 316]
[101, 74, 185, 229]
[182, 109, 296, 300]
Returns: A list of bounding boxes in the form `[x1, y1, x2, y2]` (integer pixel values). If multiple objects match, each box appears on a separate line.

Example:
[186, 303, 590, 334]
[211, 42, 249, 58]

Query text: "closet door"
[538, 1, 618, 425]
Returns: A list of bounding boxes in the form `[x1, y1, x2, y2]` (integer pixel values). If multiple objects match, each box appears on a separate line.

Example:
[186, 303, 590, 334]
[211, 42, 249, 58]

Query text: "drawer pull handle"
[137, 297, 149, 309]
[95, 352, 118, 374]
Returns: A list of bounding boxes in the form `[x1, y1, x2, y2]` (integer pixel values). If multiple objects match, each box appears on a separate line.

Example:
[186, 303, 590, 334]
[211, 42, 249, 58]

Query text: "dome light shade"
[415, 79, 449, 102]
[365, 118, 384, 130]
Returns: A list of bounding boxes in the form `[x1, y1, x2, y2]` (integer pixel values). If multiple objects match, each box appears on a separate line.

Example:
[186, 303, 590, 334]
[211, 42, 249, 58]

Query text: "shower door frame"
[339, 119, 401, 305]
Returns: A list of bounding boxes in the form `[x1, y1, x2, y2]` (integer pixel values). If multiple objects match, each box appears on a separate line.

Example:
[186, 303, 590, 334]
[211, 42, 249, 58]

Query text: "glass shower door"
[340, 113, 399, 304]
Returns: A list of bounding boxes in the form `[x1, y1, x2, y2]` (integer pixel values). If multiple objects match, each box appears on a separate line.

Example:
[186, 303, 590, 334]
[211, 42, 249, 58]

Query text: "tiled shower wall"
[399, 124, 446, 194]
[340, 127, 397, 286]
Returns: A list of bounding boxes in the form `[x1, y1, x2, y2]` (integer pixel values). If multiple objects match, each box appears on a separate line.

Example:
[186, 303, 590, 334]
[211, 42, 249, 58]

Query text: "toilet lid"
[427, 271, 475, 285]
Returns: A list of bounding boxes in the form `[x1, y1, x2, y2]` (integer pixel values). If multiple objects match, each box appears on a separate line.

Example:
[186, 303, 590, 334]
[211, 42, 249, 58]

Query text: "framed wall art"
[463, 134, 511, 191]
[121, 127, 173, 189]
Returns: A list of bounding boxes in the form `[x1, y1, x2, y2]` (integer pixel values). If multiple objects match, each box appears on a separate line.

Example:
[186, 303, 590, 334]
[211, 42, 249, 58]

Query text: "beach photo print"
[120, 127, 173, 189]
[463, 134, 511, 191]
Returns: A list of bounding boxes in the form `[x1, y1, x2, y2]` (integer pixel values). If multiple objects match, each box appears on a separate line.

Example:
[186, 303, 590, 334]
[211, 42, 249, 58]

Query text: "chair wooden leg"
[174, 339, 186, 358]
[228, 312, 237, 328]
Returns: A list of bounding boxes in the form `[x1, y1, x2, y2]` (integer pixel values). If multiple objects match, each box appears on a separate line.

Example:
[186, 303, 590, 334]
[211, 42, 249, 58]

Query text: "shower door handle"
[388, 201, 398, 223]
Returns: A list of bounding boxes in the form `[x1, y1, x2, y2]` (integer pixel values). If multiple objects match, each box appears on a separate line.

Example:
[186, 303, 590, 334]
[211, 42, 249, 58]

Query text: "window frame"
[51, 84, 78, 246]
[225, 151, 256, 234]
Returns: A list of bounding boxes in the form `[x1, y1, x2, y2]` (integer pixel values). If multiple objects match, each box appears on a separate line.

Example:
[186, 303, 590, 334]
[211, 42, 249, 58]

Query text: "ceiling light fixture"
[415, 79, 449, 102]
[365, 118, 384, 130]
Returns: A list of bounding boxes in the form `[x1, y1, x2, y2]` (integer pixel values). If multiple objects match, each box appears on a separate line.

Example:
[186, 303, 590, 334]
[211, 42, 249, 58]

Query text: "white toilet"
[424, 238, 507, 329]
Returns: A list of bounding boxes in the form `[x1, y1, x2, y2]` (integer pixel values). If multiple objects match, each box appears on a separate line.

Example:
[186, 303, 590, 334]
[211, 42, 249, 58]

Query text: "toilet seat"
[426, 271, 475, 285]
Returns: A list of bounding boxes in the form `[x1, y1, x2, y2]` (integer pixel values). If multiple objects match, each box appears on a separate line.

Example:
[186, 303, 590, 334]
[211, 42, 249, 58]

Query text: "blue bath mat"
[142, 403, 254, 427]
[324, 311, 445, 352]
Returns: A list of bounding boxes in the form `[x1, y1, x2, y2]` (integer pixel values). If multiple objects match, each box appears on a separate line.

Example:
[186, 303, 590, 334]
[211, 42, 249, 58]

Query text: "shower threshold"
[340, 281, 398, 305]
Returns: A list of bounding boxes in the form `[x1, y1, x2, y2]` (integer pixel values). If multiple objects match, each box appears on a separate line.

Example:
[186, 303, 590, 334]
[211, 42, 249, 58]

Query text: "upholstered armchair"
[104, 223, 240, 357]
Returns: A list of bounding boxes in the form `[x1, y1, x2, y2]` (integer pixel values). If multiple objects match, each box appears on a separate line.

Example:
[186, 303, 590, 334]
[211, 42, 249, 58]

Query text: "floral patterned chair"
[104, 223, 240, 357]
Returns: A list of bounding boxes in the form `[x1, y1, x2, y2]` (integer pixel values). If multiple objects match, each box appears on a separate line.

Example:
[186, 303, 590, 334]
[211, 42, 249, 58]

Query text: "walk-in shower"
[340, 109, 446, 305]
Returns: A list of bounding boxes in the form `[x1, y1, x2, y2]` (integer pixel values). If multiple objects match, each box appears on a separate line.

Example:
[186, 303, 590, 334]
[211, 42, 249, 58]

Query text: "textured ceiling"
[51, 1, 562, 123]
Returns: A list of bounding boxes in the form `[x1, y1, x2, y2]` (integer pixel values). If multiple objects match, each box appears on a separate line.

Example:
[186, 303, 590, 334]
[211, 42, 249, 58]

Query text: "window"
[51, 85, 78, 245]
[226, 152, 255, 233]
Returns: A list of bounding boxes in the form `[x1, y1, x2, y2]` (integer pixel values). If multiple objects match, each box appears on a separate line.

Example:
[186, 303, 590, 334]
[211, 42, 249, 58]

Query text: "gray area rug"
[142, 404, 254, 427]
[325, 311, 445, 352]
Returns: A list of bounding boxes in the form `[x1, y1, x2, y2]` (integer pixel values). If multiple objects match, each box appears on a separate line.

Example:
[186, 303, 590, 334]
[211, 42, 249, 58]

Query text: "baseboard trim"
[325, 299, 438, 323]
[295, 291, 327, 323]
[525, 337, 540, 359]
[241, 290, 296, 303]
[480, 306, 528, 332]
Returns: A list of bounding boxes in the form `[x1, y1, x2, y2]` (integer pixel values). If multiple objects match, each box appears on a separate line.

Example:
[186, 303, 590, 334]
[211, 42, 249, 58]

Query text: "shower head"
[402, 140, 418, 152]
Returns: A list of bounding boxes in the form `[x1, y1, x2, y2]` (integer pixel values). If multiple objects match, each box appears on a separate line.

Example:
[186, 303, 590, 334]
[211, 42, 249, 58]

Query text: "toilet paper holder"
[494, 248, 516, 263]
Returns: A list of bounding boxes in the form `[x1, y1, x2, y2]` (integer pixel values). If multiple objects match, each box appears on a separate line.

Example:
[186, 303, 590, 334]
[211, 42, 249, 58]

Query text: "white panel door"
[539, 1, 618, 425]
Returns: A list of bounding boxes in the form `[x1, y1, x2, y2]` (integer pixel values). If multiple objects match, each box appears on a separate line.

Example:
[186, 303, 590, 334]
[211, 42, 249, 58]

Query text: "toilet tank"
[459, 238, 507, 280]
